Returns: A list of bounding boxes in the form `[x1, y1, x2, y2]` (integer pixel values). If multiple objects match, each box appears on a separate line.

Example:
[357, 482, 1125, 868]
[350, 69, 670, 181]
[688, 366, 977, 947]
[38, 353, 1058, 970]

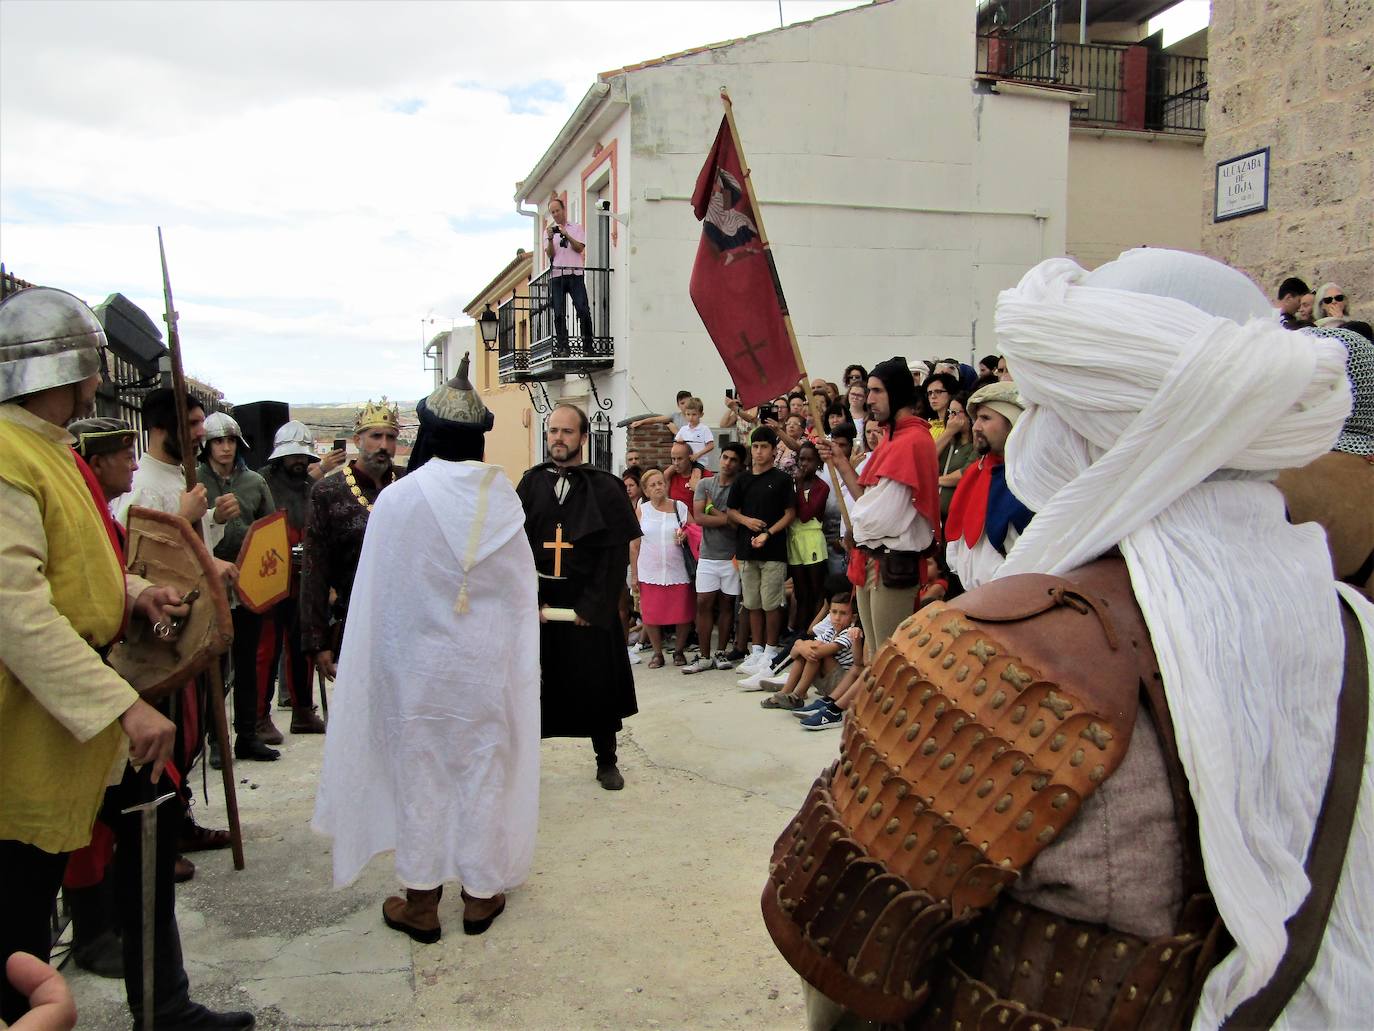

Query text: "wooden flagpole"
[718, 87, 852, 537]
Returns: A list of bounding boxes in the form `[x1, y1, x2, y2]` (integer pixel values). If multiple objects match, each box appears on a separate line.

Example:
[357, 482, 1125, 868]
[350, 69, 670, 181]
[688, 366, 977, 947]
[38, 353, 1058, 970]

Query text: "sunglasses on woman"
[1321, 294, 1345, 305]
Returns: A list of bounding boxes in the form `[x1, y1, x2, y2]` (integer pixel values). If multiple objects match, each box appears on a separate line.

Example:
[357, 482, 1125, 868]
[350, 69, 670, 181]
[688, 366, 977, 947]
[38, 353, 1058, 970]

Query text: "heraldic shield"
[234, 510, 291, 614]
[108, 506, 234, 702]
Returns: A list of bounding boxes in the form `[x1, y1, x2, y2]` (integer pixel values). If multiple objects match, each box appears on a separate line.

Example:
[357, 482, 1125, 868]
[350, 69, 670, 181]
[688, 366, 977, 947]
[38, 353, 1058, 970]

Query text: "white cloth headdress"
[992, 249, 1374, 1028]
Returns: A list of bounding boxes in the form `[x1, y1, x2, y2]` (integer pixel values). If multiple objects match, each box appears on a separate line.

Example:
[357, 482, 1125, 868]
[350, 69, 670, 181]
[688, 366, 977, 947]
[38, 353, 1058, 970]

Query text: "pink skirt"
[639, 581, 695, 626]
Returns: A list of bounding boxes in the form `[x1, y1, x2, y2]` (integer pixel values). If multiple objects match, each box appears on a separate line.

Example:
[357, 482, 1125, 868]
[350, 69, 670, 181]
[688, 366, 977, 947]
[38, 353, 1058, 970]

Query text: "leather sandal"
[672, 650, 688, 666]
[180, 821, 232, 852]
[647, 654, 665, 669]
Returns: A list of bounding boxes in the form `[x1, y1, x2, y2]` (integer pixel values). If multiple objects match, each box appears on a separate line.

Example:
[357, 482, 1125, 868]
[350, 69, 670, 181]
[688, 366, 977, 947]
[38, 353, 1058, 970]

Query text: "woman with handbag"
[630, 469, 696, 668]
[787, 442, 830, 634]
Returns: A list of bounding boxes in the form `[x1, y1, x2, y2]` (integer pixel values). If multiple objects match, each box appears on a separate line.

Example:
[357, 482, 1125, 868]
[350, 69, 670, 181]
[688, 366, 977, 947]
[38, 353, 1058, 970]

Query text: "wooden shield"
[234, 510, 292, 614]
[108, 506, 234, 702]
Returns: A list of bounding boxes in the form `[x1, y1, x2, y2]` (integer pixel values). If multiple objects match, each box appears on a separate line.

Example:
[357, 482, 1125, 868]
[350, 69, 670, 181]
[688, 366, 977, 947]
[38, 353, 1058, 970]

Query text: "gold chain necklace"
[343, 465, 392, 513]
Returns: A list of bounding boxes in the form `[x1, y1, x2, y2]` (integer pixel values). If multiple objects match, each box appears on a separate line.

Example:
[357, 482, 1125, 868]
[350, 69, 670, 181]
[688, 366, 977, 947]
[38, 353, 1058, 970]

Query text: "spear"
[158, 227, 246, 871]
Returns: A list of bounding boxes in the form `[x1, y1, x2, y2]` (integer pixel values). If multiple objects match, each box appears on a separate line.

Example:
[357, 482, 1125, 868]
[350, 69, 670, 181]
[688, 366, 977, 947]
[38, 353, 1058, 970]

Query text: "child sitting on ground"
[759, 590, 860, 710]
[792, 647, 867, 730]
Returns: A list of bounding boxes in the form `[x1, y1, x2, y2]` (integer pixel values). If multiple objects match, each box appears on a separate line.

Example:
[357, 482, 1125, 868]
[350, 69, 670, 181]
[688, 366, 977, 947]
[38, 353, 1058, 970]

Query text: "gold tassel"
[454, 580, 470, 615]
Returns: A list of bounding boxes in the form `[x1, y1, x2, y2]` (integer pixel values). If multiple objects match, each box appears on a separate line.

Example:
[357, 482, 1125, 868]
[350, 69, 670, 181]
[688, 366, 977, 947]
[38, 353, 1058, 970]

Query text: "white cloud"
[1, 0, 865, 403]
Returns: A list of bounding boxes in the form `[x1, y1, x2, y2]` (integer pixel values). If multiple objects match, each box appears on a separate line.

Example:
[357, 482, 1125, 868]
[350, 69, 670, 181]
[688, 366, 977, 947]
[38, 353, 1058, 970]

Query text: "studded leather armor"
[762, 556, 1224, 1029]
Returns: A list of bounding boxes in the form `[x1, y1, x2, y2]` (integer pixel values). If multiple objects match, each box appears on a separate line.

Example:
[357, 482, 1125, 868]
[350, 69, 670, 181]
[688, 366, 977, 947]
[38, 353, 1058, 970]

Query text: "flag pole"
[718, 87, 852, 537]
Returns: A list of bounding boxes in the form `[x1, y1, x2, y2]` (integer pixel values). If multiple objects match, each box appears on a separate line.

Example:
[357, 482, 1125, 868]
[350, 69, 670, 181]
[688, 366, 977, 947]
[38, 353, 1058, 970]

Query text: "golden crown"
[354, 396, 400, 432]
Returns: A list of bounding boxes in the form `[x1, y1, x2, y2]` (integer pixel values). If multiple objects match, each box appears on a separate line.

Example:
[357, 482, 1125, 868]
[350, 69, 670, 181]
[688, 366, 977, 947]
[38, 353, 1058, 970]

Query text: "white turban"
[992, 249, 1374, 1029]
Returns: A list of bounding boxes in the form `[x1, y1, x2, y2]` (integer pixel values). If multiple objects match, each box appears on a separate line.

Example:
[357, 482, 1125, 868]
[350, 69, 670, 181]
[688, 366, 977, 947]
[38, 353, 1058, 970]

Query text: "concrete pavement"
[67, 653, 840, 1030]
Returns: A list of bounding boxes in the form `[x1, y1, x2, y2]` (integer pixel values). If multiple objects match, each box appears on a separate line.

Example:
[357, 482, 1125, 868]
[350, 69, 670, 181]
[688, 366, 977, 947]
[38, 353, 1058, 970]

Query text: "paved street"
[67, 657, 839, 1030]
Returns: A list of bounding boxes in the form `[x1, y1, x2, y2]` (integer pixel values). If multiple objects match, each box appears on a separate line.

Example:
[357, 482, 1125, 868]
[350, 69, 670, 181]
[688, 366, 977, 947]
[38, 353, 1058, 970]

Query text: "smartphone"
[333, 438, 346, 453]
[725, 388, 737, 400]
[758, 402, 777, 423]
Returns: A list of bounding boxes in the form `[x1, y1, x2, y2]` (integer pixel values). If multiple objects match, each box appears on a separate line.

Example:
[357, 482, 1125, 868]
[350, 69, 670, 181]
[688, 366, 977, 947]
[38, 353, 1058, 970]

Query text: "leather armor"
[762, 556, 1224, 1028]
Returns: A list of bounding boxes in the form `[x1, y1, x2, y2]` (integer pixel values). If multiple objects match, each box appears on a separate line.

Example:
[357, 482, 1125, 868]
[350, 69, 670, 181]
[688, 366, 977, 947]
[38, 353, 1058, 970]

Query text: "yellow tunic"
[0, 404, 140, 853]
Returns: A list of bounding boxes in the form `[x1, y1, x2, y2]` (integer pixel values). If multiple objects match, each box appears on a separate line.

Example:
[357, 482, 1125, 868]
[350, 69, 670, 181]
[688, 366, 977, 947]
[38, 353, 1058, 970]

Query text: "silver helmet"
[0, 287, 107, 404]
[202, 411, 247, 448]
[268, 420, 318, 462]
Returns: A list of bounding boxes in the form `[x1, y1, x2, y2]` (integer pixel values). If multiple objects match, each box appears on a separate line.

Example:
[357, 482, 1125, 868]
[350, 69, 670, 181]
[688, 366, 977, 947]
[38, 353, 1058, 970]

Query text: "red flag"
[689, 115, 801, 409]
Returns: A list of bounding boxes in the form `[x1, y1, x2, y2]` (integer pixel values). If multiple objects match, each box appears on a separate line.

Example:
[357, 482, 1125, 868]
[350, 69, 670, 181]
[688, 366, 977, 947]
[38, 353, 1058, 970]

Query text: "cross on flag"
[689, 114, 801, 409]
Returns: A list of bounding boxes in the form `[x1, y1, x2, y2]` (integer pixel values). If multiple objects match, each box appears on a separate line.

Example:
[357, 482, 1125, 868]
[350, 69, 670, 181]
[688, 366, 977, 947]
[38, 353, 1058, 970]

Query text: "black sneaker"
[723, 647, 748, 663]
[595, 763, 625, 790]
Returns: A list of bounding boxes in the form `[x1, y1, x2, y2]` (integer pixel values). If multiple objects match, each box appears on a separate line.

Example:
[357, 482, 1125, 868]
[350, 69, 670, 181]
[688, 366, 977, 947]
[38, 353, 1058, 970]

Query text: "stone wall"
[1201, 0, 1373, 300]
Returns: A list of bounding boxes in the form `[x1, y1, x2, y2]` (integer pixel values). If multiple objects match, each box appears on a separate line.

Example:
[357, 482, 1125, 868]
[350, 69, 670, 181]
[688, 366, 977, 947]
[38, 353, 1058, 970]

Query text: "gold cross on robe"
[543, 523, 574, 577]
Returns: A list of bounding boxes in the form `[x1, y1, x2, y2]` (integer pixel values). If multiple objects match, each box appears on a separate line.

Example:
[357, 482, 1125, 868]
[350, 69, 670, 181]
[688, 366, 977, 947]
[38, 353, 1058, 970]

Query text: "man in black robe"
[517, 403, 641, 790]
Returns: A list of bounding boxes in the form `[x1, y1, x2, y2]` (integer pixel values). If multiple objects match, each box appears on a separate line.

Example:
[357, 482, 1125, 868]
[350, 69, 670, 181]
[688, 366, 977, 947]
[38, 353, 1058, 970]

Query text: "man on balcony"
[545, 196, 595, 355]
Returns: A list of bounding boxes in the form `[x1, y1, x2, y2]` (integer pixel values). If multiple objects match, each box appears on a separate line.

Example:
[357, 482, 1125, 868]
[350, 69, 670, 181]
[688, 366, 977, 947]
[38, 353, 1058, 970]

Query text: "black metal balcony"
[976, 35, 1207, 134]
[497, 265, 613, 385]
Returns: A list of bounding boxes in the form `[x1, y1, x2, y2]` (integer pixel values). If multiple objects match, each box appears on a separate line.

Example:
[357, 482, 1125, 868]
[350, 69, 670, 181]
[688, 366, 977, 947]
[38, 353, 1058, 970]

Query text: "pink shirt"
[549, 221, 585, 277]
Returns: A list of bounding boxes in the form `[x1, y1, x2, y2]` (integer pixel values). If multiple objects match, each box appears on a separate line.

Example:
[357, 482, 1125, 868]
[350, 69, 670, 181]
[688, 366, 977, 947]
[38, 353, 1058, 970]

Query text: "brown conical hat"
[423, 352, 489, 426]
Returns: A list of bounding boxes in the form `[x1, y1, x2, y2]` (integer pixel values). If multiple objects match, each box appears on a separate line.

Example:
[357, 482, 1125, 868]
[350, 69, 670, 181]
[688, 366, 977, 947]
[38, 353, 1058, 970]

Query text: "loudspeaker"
[232, 401, 291, 472]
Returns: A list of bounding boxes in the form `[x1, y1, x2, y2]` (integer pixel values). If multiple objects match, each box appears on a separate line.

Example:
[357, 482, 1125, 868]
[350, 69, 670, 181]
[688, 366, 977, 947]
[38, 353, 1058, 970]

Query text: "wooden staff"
[158, 228, 246, 870]
[718, 87, 853, 537]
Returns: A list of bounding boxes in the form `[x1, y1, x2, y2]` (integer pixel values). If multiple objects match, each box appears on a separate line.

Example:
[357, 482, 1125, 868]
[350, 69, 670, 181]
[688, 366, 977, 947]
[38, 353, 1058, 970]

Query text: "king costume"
[763, 249, 1374, 1031]
[516, 438, 641, 789]
[313, 356, 539, 942]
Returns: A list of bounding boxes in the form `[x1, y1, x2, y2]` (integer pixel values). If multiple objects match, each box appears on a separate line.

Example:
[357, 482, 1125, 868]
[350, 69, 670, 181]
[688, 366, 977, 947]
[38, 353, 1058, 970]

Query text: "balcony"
[976, 35, 1207, 135]
[497, 265, 614, 384]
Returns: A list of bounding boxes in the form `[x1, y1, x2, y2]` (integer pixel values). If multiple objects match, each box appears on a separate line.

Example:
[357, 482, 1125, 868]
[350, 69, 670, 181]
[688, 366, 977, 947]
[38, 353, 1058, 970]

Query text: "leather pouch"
[878, 549, 922, 589]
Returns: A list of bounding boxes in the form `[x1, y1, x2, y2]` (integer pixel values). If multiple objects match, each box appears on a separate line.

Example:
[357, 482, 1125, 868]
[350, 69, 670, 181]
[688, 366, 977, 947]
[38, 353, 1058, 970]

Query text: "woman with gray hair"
[1314, 281, 1351, 326]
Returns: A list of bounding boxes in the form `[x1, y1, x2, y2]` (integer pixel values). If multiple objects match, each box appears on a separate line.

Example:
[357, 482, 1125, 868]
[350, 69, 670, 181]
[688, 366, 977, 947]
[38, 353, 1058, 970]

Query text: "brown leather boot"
[255, 716, 284, 745]
[290, 707, 326, 734]
[382, 888, 442, 944]
[460, 889, 506, 936]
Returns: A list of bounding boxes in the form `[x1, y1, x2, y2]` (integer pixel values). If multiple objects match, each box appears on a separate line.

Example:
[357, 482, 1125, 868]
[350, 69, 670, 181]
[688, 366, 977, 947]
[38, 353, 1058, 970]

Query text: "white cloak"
[311, 459, 540, 897]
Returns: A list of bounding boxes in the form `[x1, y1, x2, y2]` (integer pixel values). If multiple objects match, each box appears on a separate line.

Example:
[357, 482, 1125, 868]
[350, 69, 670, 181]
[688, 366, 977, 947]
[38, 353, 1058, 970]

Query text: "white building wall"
[522, 0, 1071, 462]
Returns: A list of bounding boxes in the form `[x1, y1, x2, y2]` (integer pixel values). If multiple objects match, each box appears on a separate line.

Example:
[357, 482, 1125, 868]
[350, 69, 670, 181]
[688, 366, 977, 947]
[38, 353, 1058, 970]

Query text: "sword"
[121, 777, 176, 1031]
[158, 228, 246, 871]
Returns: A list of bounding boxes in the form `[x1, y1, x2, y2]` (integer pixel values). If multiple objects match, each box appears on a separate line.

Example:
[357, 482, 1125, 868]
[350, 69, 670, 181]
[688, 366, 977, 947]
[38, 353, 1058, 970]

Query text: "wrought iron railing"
[976, 36, 1207, 134]
[497, 264, 614, 383]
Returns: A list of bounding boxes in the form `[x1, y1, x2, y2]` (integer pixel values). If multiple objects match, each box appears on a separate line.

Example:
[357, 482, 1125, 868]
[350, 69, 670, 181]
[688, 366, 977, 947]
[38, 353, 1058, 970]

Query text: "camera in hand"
[758, 402, 778, 423]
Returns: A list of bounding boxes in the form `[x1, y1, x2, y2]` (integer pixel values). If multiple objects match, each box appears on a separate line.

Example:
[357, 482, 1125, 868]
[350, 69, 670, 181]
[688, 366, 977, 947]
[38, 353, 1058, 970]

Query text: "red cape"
[945, 452, 1001, 547]
[857, 414, 943, 538]
[847, 414, 943, 589]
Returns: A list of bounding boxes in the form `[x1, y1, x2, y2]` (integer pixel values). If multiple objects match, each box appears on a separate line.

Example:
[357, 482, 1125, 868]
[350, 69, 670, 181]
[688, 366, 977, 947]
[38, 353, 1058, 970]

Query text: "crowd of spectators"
[619, 352, 1012, 730]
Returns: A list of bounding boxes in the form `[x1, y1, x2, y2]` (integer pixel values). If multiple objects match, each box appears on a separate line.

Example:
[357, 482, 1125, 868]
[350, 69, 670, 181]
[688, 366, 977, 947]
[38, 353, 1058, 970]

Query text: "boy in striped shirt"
[759, 591, 859, 710]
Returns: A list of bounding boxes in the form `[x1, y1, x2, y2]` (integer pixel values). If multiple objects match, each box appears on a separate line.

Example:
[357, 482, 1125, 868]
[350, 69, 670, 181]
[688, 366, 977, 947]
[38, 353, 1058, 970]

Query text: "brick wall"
[1201, 0, 1373, 298]
[626, 423, 677, 473]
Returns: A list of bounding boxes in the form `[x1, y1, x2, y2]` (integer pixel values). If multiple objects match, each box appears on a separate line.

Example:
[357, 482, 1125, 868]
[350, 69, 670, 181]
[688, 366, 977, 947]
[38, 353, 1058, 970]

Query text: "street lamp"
[478, 303, 499, 351]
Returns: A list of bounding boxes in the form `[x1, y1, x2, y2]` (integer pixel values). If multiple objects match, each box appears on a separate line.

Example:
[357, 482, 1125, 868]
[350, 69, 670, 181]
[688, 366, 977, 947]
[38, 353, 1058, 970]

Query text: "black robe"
[516, 462, 642, 738]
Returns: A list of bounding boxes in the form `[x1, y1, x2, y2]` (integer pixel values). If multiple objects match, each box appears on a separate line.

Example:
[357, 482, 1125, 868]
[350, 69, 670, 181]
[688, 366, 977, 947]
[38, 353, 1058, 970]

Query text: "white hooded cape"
[311, 460, 540, 897]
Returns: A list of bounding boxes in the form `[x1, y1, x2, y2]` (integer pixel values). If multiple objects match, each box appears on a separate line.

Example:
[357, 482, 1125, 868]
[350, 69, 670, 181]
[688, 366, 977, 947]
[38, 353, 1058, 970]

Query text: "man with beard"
[256, 421, 326, 734]
[301, 399, 401, 684]
[944, 381, 1033, 590]
[114, 388, 237, 868]
[0, 288, 252, 1030]
[517, 404, 641, 790]
[816, 357, 941, 660]
[197, 413, 280, 761]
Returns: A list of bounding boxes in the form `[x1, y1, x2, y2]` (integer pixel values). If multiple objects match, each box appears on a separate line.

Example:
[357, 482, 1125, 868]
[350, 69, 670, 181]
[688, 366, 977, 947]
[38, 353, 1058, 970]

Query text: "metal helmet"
[0, 287, 107, 404]
[268, 419, 318, 462]
[202, 411, 247, 449]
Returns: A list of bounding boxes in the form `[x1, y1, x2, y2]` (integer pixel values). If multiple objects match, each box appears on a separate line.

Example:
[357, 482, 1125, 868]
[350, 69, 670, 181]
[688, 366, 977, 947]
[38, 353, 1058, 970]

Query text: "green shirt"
[198, 462, 276, 561]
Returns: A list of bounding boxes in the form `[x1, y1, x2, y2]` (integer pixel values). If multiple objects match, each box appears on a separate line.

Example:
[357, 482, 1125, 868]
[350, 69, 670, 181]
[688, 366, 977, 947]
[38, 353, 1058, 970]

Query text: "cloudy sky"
[1, 0, 864, 404]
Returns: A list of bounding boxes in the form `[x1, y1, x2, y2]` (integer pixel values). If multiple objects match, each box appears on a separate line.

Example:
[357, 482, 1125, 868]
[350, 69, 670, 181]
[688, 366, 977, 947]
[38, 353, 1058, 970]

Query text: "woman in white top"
[630, 469, 695, 668]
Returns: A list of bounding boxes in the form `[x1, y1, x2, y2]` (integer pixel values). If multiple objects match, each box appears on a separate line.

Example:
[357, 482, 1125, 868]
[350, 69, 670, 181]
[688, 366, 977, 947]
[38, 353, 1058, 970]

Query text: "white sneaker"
[737, 649, 766, 674]
[627, 647, 642, 665]
[737, 668, 774, 691]
[759, 673, 788, 689]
